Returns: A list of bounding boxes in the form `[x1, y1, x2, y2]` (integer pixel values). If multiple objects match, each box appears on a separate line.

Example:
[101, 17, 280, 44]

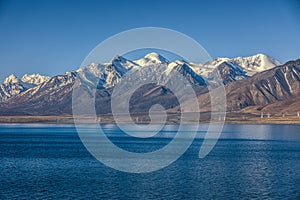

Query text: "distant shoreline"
[0, 114, 299, 125]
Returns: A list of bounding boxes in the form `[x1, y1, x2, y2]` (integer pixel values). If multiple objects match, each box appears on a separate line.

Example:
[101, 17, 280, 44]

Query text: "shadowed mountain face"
[1, 53, 298, 116]
[226, 59, 300, 111]
[208, 62, 249, 85]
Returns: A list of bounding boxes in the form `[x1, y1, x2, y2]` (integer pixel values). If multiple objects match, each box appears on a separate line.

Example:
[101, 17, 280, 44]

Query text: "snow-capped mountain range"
[0, 53, 281, 102]
[189, 53, 281, 77]
[4, 52, 300, 117]
[0, 74, 50, 101]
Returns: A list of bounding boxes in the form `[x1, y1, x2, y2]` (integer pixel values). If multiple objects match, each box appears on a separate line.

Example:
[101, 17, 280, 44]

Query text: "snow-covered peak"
[208, 61, 249, 84]
[111, 55, 128, 64]
[202, 53, 281, 76]
[86, 62, 99, 68]
[81, 63, 101, 75]
[1, 74, 37, 101]
[3, 74, 20, 84]
[135, 52, 169, 66]
[232, 54, 281, 75]
[165, 60, 190, 74]
[145, 52, 166, 60]
[204, 58, 230, 68]
[164, 60, 206, 86]
[111, 55, 139, 70]
[21, 74, 50, 85]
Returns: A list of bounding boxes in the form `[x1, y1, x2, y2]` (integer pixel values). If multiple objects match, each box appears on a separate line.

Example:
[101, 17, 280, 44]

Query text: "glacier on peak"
[134, 52, 169, 66]
[3, 74, 20, 84]
[1, 74, 33, 101]
[21, 74, 50, 85]
[189, 53, 281, 77]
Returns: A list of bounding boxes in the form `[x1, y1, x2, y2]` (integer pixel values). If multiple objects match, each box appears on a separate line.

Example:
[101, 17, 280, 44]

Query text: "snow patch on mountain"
[76, 56, 136, 89]
[232, 54, 281, 75]
[0, 74, 35, 101]
[111, 56, 139, 70]
[188, 53, 281, 78]
[134, 52, 169, 66]
[204, 54, 281, 76]
[21, 74, 50, 85]
[3, 74, 20, 84]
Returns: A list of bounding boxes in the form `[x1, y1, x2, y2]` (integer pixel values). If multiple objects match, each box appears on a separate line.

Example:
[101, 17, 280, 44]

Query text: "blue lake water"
[0, 124, 299, 199]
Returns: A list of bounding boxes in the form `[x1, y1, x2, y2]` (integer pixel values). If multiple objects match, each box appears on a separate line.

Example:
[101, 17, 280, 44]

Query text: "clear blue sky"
[0, 0, 300, 81]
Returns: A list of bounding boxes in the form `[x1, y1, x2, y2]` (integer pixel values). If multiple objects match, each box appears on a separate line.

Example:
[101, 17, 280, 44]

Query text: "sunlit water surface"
[0, 124, 299, 199]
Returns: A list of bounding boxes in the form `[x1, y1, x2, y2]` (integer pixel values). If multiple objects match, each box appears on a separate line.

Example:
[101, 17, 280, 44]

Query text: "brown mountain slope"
[180, 59, 300, 113]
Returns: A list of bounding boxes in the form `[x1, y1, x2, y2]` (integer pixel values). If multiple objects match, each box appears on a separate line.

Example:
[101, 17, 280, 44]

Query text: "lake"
[0, 124, 299, 199]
